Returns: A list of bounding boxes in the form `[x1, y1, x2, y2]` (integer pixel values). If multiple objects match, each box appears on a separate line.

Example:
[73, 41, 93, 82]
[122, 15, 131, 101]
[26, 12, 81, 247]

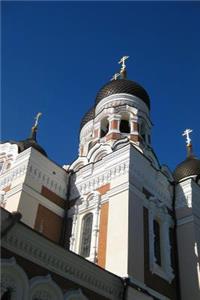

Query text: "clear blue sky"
[2, 1, 200, 171]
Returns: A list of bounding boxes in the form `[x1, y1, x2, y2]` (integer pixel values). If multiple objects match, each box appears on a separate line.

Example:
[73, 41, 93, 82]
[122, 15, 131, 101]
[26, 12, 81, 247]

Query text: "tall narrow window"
[153, 219, 161, 266]
[120, 120, 130, 133]
[100, 118, 109, 138]
[80, 213, 93, 257]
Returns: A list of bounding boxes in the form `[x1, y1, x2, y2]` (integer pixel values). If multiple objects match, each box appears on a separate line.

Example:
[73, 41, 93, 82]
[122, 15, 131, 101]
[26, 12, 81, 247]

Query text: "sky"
[2, 1, 200, 171]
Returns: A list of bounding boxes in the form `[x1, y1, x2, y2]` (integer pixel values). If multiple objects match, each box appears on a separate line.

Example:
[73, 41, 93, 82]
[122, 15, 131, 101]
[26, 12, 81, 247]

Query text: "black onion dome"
[8, 138, 47, 157]
[173, 156, 200, 182]
[95, 79, 150, 109]
[80, 107, 95, 130]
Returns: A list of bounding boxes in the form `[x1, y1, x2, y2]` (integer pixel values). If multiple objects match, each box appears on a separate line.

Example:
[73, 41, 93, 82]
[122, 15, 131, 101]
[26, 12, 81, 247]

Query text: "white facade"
[175, 178, 200, 300]
[1, 74, 200, 300]
[0, 143, 69, 242]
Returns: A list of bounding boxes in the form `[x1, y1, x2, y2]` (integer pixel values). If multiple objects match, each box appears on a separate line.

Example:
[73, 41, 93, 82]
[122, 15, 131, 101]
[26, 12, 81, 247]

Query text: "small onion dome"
[95, 79, 150, 109]
[4, 113, 47, 157]
[8, 138, 47, 157]
[173, 155, 200, 182]
[17, 138, 47, 156]
[80, 107, 95, 130]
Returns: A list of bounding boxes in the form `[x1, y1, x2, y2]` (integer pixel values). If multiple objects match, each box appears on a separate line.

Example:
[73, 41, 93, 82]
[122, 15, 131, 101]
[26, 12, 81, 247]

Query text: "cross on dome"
[182, 128, 193, 146]
[111, 73, 120, 81]
[34, 112, 42, 128]
[30, 112, 42, 140]
[118, 56, 129, 71]
[118, 56, 129, 79]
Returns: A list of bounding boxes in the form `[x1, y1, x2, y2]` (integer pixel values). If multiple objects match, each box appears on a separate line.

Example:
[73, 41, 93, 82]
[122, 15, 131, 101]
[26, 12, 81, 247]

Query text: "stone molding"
[29, 274, 63, 300]
[71, 159, 129, 197]
[1, 258, 91, 300]
[87, 143, 112, 163]
[71, 144, 172, 209]
[22, 184, 64, 217]
[2, 221, 123, 300]
[129, 277, 171, 300]
[1, 257, 29, 300]
[80, 120, 94, 140]
[129, 163, 172, 208]
[64, 288, 89, 299]
[107, 182, 129, 198]
[95, 94, 149, 117]
[0, 148, 68, 200]
[69, 191, 101, 263]
[148, 197, 174, 283]
[176, 215, 194, 226]
[27, 163, 67, 199]
[0, 160, 28, 190]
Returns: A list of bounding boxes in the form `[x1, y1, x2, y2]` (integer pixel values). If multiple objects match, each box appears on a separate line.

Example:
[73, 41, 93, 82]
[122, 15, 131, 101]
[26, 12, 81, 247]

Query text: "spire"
[118, 55, 129, 79]
[30, 112, 42, 140]
[182, 128, 193, 157]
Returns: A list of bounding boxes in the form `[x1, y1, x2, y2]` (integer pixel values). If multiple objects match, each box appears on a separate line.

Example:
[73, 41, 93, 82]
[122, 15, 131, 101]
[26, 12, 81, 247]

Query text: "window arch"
[30, 275, 63, 300]
[1, 257, 29, 300]
[79, 213, 93, 257]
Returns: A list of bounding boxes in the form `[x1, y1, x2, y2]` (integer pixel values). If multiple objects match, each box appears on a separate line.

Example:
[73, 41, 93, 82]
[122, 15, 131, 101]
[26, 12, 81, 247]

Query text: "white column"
[69, 204, 79, 252]
[108, 114, 121, 133]
[90, 195, 101, 263]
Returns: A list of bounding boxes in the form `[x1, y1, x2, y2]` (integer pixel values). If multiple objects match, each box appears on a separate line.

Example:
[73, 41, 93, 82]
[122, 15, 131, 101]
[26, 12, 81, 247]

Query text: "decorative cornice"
[177, 215, 194, 226]
[0, 161, 28, 189]
[2, 221, 123, 300]
[71, 160, 129, 197]
[95, 94, 149, 117]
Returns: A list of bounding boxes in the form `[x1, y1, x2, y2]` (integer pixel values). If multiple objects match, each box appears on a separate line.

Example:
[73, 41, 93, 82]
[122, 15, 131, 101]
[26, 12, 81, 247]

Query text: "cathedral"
[1, 57, 200, 300]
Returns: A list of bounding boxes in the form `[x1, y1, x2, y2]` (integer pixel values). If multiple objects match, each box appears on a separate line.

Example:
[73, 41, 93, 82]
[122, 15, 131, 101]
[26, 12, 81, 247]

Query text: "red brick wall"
[34, 204, 63, 243]
[97, 202, 109, 268]
[41, 186, 65, 208]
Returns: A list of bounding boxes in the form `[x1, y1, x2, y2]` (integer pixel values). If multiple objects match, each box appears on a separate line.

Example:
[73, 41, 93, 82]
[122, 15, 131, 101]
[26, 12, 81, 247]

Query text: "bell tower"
[68, 58, 178, 299]
[77, 56, 152, 161]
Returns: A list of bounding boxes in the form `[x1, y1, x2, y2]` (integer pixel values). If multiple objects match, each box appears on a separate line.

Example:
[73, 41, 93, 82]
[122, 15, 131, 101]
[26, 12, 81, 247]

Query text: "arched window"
[80, 213, 93, 257]
[100, 118, 109, 138]
[120, 120, 130, 133]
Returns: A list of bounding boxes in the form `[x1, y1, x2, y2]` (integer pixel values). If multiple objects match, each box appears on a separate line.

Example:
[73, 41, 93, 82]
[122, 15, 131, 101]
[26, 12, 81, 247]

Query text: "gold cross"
[118, 56, 129, 71]
[182, 128, 193, 146]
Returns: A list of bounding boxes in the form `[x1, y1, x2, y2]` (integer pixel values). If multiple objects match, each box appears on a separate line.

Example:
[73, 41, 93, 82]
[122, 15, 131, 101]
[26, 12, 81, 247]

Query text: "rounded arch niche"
[1, 257, 29, 300]
[64, 288, 89, 300]
[29, 274, 63, 300]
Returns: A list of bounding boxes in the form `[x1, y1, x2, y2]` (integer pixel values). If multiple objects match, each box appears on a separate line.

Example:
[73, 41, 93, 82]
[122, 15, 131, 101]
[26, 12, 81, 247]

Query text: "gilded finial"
[182, 128, 193, 156]
[30, 112, 42, 140]
[118, 56, 129, 79]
